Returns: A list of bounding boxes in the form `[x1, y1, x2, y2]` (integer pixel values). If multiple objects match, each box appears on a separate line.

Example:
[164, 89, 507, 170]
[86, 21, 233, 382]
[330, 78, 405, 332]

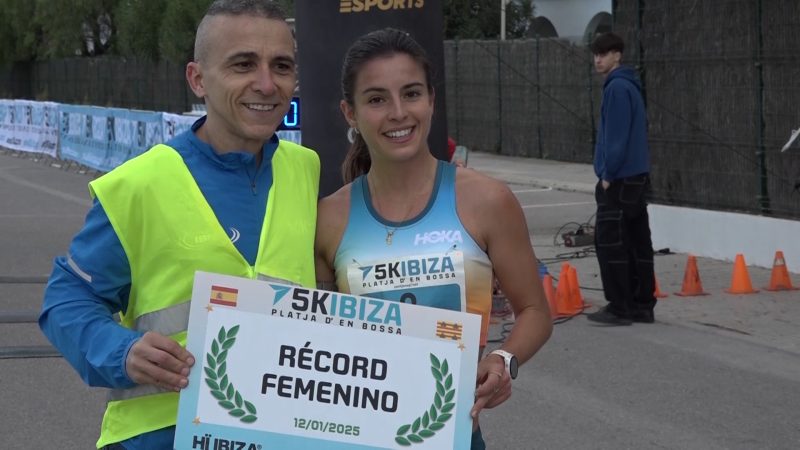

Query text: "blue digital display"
[279, 97, 300, 130]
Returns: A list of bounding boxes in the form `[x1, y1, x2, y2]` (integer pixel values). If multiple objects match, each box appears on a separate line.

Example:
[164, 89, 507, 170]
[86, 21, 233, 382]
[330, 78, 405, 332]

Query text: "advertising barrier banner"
[162, 113, 199, 142]
[276, 130, 302, 145]
[163, 112, 302, 145]
[0, 99, 59, 156]
[58, 105, 162, 171]
[175, 272, 481, 450]
[58, 104, 110, 171]
[4, 100, 303, 168]
[105, 108, 163, 170]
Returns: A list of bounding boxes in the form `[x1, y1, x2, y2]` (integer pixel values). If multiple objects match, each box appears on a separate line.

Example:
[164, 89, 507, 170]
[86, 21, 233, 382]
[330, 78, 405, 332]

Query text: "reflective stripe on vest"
[110, 382, 172, 402]
[90, 142, 319, 447]
[133, 300, 190, 336]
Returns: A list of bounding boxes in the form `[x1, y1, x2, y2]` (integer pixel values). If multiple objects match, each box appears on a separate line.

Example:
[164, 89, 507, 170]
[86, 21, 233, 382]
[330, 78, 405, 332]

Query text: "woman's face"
[342, 53, 434, 164]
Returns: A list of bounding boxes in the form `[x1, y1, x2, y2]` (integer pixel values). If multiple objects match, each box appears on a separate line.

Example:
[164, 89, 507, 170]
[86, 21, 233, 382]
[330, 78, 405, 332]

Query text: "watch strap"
[489, 349, 517, 379]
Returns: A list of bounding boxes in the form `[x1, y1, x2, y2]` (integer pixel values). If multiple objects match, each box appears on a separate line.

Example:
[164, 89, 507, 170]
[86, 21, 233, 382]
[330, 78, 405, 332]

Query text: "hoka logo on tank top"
[413, 230, 463, 246]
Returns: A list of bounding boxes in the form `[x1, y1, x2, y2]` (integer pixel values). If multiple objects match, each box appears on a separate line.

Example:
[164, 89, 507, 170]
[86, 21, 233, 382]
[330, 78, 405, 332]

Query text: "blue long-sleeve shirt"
[594, 65, 650, 181]
[39, 117, 279, 449]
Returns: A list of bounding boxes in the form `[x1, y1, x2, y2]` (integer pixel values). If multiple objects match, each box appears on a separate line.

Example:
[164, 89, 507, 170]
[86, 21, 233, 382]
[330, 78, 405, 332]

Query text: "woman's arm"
[482, 179, 553, 364]
[458, 170, 553, 417]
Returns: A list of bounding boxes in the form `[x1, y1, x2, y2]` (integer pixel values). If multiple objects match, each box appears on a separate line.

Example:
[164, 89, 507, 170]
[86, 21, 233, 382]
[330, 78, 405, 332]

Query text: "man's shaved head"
[194, 0, 288, 62]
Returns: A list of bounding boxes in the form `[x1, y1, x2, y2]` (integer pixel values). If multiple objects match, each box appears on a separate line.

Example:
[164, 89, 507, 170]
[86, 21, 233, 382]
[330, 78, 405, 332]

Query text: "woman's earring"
[347, 127, 360, 144]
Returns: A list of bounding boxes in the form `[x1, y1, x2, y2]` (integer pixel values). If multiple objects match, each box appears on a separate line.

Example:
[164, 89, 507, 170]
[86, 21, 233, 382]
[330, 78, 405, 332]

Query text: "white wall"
[534, 0, 612, 41]
[650, 204, 800, 272]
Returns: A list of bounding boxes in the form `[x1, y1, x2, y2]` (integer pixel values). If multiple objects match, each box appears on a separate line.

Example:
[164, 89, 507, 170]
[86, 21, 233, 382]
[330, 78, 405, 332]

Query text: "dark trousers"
[594, 175, 656, 316]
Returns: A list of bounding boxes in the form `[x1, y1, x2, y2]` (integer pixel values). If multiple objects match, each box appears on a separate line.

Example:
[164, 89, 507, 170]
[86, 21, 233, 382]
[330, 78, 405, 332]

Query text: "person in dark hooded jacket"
[586, 32, 656, 326]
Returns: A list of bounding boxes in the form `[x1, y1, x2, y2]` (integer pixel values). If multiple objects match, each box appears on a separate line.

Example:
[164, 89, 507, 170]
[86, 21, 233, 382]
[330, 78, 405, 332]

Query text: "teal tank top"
[334, 161, 493, 345]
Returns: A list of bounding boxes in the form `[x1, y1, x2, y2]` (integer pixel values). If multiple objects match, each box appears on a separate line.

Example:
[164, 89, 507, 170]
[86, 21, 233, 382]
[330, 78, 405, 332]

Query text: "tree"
[158, 0, 213, 63]
[443, 0, 535, 39]
[0, 0, 39, 64]
[443, 0, 480, 39]
[507, 0, 535, 38]
[273, 0, 295, 17]
[115, 0, 167, 60]
[32, 0, 119, 58]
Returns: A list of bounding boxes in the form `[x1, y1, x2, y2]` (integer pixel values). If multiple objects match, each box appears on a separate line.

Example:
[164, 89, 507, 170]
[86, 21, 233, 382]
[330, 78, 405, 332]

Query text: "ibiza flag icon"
[210, 285, 238, 307]
[436, 321, 463, 340]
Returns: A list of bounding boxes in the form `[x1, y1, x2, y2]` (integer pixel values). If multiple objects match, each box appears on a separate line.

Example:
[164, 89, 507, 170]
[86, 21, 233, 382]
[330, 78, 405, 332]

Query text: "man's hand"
[470, 354, 511, 420]
[602, 180, 611, 190]
[126, 331, 195, 391]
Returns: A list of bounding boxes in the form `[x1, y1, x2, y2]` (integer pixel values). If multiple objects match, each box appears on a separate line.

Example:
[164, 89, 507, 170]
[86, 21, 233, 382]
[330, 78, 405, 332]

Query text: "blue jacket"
[39, 117, 279, 449]
[594, 65, 650, 181]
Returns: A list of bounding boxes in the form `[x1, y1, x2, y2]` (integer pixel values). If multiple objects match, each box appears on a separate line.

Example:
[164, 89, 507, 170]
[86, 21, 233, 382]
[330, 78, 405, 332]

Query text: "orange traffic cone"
[654, 276, 668, 299]
[555, 263, 580, 316]
[675, 255, 709, 296]
[562, 265, 585, 315]
[725, 254, 759, 294]
[567, 265, 586, 309]
[765, 251, 799, 291]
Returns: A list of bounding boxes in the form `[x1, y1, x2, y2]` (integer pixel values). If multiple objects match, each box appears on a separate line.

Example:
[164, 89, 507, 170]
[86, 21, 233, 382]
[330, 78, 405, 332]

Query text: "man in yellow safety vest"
[39, 1, 319, 448]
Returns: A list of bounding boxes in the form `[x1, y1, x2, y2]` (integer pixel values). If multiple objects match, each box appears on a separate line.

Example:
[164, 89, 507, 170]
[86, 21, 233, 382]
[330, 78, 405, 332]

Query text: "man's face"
[186, 15, 296, 153]
[593, 50, 621, 76]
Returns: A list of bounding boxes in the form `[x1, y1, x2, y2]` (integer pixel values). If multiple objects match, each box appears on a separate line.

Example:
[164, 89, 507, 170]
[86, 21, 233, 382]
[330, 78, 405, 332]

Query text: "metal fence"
[444, 0, 799, 220]
[444, 38, 599, 162]
[445, 38, 600, 163]
[1, 57, 194, 114]
[2, 0, 798, 219]
[614, 0, 800, 219]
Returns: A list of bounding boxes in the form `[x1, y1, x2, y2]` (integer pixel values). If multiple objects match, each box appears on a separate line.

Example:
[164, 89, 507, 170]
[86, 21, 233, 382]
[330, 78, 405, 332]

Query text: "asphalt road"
[1, 150, 798, 449]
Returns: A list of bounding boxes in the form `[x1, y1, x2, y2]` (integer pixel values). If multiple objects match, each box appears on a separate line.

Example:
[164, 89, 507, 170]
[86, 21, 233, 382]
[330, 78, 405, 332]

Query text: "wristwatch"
[489, 349, 518, 379]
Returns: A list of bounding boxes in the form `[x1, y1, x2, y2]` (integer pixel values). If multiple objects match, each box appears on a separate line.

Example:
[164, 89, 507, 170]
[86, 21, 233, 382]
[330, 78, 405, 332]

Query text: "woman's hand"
[471, 354, 511, 420]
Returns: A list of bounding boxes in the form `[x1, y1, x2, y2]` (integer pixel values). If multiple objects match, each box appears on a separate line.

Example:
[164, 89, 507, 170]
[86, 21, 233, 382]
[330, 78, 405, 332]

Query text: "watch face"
[509, 356, 519, 379]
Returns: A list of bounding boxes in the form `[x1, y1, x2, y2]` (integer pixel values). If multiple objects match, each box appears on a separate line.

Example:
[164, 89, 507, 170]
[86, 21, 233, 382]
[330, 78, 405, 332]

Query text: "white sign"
[175, 272, 481, 450]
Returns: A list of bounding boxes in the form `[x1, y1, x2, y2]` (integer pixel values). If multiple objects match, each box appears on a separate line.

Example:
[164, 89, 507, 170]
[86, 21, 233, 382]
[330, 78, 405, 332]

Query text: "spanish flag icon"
[210, 285, 238, 307]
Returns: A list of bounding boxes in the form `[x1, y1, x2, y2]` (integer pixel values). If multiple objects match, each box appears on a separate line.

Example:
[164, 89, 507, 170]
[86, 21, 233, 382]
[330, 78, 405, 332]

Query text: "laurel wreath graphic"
[203, 325, 258, 423]
[394, 353, 456, 446]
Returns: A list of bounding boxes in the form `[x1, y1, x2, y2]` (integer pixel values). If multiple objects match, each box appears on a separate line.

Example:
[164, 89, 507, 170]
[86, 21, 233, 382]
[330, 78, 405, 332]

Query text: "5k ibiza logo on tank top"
[346, 252, 467, 313]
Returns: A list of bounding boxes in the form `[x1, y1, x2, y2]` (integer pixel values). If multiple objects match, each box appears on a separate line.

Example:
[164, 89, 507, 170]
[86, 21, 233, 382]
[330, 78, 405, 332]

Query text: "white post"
[500, 0, 507, 41]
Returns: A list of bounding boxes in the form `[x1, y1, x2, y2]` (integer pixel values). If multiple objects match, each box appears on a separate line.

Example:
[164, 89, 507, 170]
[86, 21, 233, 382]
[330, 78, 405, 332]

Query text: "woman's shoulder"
[316, 183, 353, 260]
[453, 166, 522, 249]
[319, 182, 352, 210]
[317, 183, 353, 234]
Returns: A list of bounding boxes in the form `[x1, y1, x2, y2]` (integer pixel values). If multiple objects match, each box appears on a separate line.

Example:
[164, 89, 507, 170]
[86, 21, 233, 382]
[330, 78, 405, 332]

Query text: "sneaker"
[586, 306, 632, 326]
[632, 310, 655, 324]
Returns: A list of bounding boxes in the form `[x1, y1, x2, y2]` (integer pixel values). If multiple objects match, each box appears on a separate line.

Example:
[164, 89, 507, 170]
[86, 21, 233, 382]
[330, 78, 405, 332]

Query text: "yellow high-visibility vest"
[89, 142, 319, 447]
